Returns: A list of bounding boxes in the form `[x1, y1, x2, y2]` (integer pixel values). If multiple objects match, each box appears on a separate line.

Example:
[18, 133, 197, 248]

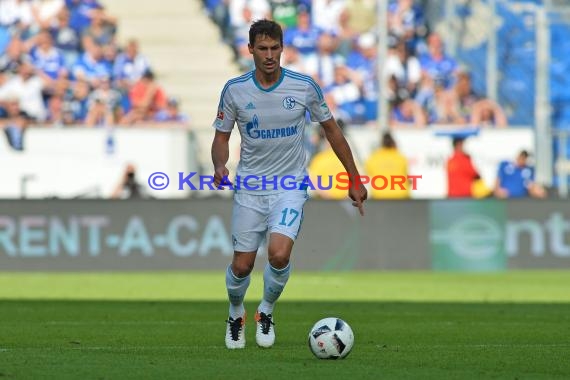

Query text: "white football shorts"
[231, 189, 309, 252]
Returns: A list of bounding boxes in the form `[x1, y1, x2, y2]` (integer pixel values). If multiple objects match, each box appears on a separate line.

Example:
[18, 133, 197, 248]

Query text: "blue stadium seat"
[552, 103, 570, 130]
[551, 79, 570, 103]
[552, 136, 570, 190]
[499, 77, 535, 125]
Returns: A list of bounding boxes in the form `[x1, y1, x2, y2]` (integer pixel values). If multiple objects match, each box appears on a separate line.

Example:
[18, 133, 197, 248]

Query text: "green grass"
[2, 271, 570, 302]
[1, 271, 570, 379]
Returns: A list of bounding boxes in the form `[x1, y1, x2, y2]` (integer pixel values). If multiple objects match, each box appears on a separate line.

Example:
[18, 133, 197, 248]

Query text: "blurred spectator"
[365, 132, 410, 199]
[0, 58, 46, 121]
[0, 0, 33, 32]
[323, 64, 360, 124]
[415, 73, 465, 125]
[121, 69, 167, 124]
[61, 78, 90, 125]
[471, 99, 508, 127]
[26, 29, 68, 86]
[384, 36, 426, 128]
[0, 37, 24, 73]
[72, 42, 111, 85]
[419, 33, 458, 90]
[153, 97, 189, 124]
[111, 163, 147, 199]
[101, 42, 117, 72]
[49, 7, 81, 68]
[311, 0, 345, 35]
[232, 4, 255, 71]
[85, 76, 122, 126]
[388, 0, 427, 53]
[304, 32, 344, 89]
[446, 137, 481, 198]
[335, 8, 359, 58]
[229, 0, 271, 49]
[68, 0, 115, 36]
[452, 70, 508, 127]
[389, 96, 427, 129]
[31, 0, 65, 31]
[434, 78, 466, 125]
[45, 78, 68, 125]
[494, 150, 546, 199]
[346, 32, 378, 124]
[283, 6, 321, 62]
[0, 96, 31, 150]
[112, 39, 150, 88]
[80, 4, 116, 50]
[384, 38, 421, 98]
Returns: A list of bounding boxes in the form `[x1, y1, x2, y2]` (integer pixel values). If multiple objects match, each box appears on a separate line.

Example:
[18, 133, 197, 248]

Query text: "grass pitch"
[1, 271, 569, 379]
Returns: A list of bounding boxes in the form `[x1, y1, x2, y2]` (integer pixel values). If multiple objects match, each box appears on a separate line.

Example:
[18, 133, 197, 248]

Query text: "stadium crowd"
[0, 1, 543, 200]
[0, 0, 188, 151]
[201, 0, 544, 201]
[203, 0, 508, 129]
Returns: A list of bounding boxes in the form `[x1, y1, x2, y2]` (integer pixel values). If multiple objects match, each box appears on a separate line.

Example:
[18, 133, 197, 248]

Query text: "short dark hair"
[142, 69, 155, 80]
[249, 19, 283, 47]
[381, 132, 396, 148]
[452, 137, 465, 148]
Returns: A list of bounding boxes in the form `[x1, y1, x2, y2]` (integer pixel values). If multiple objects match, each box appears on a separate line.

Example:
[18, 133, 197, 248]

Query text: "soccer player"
[211, 19, 367, 349]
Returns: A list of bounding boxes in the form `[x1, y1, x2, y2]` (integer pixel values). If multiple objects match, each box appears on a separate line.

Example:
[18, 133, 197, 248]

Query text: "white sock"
[258, 299, 274, 315]
[229, 303, 245, 320]
[258, 263, 291, 315]
[225, 265, 250, 319]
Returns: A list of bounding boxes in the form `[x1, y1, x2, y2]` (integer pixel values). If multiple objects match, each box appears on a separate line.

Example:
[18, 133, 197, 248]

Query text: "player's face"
[516, 154, 528, 167]
[249, 35, 283, 76]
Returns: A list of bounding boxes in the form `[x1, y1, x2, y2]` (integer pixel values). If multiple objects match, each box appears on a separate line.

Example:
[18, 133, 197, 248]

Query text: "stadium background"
[1, 0, 569, 270]
[1, 1, 570, 378]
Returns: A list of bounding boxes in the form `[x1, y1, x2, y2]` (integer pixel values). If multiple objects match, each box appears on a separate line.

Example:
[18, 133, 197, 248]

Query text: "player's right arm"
[211, 83, 237, 188]
[212, 130, 231, 187]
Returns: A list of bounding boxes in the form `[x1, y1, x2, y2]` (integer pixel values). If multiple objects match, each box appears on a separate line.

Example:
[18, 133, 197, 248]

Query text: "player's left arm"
[320, 117, 367, 215]
[305, 78, 367, 214]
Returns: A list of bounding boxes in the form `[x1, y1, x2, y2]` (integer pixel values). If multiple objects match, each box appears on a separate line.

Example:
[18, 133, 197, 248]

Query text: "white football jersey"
[213, 68, 333, 194]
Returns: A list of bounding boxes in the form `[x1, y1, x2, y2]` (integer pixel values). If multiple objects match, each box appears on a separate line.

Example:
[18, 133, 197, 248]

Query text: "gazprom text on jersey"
[248, 126, 298, 139]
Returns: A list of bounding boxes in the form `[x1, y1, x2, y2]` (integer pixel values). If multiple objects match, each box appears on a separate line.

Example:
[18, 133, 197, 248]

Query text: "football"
[308, 317, 354, 359]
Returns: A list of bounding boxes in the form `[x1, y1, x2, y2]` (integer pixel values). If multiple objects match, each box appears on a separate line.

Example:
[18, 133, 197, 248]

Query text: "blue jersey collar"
[252, 68, 285, 92]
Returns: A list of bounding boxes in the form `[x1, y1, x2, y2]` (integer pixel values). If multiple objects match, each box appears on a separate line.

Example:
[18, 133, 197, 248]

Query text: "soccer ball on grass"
[308, 317, 354, 359]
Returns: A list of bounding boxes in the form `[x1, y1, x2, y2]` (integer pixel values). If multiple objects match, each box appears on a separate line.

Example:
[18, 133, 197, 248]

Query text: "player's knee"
[268, 254, 290, 270]
[232, 260, 254, 277]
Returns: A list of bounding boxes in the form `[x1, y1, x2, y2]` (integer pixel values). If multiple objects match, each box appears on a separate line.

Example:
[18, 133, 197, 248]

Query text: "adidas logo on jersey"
[245, 102, 256, 110]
